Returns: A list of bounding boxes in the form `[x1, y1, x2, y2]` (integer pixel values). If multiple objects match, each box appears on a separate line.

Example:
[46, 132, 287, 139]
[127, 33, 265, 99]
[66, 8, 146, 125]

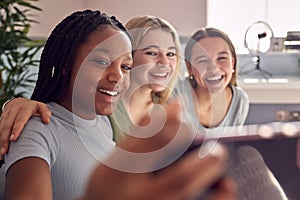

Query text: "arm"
[4, 113, 57, 199]
[5, 157, 52, 200]
[80, 100, 237, 200]
[0, 97, 51, 159]
[81, 145, 235, 200]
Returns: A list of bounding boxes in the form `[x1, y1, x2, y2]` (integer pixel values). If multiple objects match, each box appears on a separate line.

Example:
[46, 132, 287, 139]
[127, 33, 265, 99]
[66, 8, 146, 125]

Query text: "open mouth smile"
[97, 89, 119, 96]
[205, 74, 223, 83]
[150, 71, 169, 78]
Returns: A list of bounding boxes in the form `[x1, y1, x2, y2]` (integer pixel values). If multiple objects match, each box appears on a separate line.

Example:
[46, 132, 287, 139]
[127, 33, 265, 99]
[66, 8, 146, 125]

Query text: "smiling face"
[130, 29, 177, 93]
[59, 26, 133, 118]
[187, 37, 235, 93]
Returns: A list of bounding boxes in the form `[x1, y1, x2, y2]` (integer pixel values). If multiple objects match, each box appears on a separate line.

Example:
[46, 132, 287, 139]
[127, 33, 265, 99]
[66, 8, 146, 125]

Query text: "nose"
[106, 62, 124, 83]
[157, 52, 169, 67]
[206, 60, 218, 73]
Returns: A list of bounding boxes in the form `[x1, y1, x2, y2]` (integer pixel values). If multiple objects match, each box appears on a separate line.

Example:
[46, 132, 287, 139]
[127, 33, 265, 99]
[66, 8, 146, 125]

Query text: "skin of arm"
[5, 157, 52, 200]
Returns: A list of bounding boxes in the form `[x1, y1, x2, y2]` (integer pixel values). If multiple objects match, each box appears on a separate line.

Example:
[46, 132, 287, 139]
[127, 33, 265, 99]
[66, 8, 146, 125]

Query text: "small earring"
[51, 66, 55, 77]
[232, 69, 235, 73]
[188, 74, 198, 88]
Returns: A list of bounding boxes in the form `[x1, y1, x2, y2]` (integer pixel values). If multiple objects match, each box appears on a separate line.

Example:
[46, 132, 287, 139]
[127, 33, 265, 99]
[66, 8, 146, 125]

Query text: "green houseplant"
[0, 0, 44, 110]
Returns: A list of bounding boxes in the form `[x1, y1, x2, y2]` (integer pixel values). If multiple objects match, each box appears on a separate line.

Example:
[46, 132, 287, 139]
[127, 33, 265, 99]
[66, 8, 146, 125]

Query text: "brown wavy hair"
[184, 27, 237, 86]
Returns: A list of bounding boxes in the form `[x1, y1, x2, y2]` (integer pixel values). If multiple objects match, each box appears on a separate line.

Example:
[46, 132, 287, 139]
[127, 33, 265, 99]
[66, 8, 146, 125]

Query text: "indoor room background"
[28, 0, 300, 125]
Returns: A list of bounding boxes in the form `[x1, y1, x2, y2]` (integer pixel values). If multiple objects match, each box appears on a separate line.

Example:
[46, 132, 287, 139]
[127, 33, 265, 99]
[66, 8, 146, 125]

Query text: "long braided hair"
[31, 10, 129, 102]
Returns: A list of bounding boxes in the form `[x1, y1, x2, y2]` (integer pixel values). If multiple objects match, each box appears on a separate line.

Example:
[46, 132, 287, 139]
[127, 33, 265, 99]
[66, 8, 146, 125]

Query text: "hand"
[80, 100, 236, 200]
[206, 177, 237, 200]
[0, 97, 51, 159]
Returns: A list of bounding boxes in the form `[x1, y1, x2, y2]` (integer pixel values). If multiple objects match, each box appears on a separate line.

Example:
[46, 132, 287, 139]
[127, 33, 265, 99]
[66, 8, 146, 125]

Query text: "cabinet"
[239, 77, 300, 104]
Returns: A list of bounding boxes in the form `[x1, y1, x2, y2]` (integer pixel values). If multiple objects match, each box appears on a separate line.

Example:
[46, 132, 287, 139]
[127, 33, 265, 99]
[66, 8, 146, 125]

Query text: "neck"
[58, 93, 97, 120]
[193, 86, 232, 128]
[122, 85, 154, 125]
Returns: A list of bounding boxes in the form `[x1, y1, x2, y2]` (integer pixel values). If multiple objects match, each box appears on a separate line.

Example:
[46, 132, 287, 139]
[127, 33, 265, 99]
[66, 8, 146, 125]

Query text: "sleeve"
[4, 117, 60, 174]
[235, 87, 250, 125]
[228, 145, 288, 200]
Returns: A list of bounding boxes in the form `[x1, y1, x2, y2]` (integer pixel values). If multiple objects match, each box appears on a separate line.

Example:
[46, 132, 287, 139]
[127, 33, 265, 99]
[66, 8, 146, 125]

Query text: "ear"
[185, 61, 193, 75]
[62, 67, 68, 75]
[231, 57, 236, 71]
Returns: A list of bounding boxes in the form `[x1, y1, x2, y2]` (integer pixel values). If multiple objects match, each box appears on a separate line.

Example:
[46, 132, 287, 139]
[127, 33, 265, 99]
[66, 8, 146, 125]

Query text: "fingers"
[152, 143, 229, 200]
[34, 102, 51, 124]
[207, 177, 237, 200]
[0, 103, 21, 157]
[8, 104, 41, 141]
[0, 98, 51, 159]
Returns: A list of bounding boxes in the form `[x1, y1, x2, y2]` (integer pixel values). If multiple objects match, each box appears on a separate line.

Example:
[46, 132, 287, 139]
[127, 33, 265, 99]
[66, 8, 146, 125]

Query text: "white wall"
[29, 0, 84, 38]
[29, 0, 206, 38]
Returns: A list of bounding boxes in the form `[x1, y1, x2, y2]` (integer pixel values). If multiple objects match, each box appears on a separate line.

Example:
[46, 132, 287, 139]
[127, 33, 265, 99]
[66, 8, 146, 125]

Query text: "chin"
[96, 109, 113, 116]
[207, 86, 226, 94]
[95, 104, 115, 116]
[151, 84, 167, 92]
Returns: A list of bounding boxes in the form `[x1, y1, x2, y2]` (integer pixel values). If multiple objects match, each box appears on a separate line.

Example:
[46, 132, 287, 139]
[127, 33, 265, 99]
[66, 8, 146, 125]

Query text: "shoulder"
[232, 86, 249, 104]
[175, 77, 190, 90]
[23, 103, 66, 136]
[229, 86, 249, 112]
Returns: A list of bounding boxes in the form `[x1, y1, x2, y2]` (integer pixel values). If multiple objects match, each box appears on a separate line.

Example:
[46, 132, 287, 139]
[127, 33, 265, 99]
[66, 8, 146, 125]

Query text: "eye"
[121, 65, 132, 72]
[197, 59, 209, 64]
[166, 52, 176, 57]
[218, 56, 228, 61]
[145, 51, 158, 56]
[94, 58, 110, 66]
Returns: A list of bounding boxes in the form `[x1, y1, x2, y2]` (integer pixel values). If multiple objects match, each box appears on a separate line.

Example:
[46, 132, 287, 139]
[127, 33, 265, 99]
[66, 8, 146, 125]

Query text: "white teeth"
[151, 72, 167, 77]
[98, 89, 118, 96]
[206, 75, 222, 81]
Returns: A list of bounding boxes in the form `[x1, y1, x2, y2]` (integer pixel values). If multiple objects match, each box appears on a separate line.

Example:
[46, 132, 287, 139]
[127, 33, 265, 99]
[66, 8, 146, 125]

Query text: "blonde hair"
[125, 16, 181, 103]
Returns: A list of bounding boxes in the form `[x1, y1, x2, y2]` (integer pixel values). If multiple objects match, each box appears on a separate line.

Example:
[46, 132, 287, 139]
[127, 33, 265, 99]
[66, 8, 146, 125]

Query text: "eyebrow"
[93, 47, 109, 54]
[93, 48, 132, 60]
[194, 51, 230, 61]
[218, 51, 230, 55]
[194, 55, 208, 61]
[142, 45, 177, 51]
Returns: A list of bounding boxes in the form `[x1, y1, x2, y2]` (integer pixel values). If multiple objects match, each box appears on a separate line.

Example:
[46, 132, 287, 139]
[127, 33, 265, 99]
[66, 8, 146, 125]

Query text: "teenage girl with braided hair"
[3, 9, 131, 199]
[0, 10, 236, 200]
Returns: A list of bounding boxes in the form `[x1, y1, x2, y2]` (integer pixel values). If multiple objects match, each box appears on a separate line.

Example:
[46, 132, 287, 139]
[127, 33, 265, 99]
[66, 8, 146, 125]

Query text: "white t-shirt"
[174, 78, 249, 132]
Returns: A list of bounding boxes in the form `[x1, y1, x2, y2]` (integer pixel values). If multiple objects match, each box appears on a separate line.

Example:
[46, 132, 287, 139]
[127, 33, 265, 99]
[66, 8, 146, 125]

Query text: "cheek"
[75, 68, 103, 94]
[191, 64, 206, 77]
[170, 59, 177, 71]
[123, 74, 130, 90]
[131, 65, 150, 80]
[132, 54, 150, 67]
[221, 62, 234, 73]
